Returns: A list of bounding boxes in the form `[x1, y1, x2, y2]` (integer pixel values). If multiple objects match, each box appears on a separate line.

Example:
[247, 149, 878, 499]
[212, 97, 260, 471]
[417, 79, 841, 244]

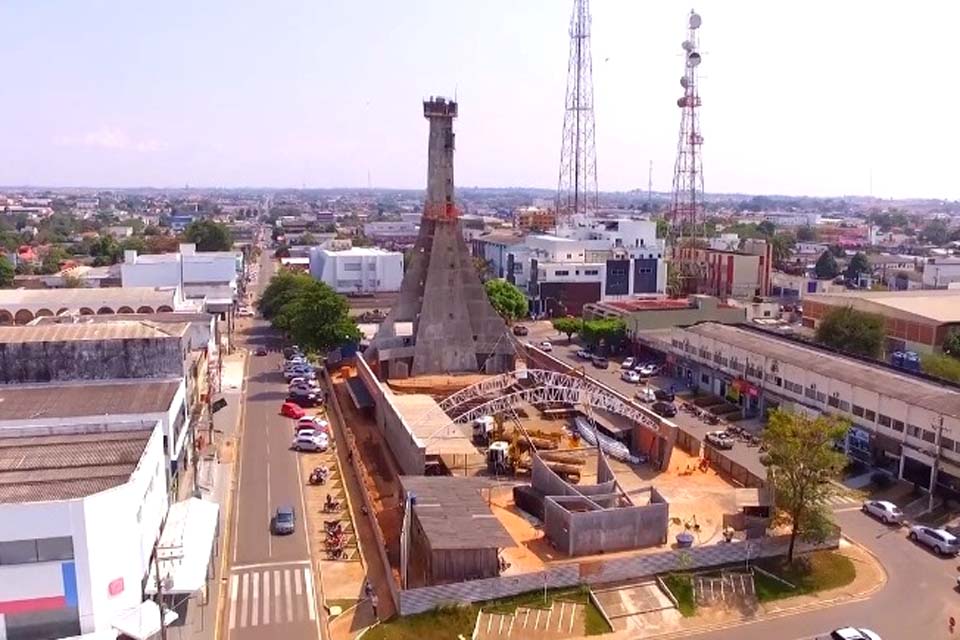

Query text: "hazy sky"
[1, 1, 957, 198]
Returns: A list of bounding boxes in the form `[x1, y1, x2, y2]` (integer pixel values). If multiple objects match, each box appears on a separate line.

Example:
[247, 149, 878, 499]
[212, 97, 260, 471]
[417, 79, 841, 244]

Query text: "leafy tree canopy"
[795, 225, 818, 242]
[551, 316, 582, 341]
[815, 305, 885, 358]
[484, 279, 528, 322]
[921, 219, 950, 246]
[943, 330, 960, 359]
[761, 409, 848, 563]
[183, 219, 233, 252]
[845, 252, 870, 282]
[259, 270, 360, 352]
[0, 256, 14, 288]
[814, 250, 840, 280]
[580, 318, 627, 352]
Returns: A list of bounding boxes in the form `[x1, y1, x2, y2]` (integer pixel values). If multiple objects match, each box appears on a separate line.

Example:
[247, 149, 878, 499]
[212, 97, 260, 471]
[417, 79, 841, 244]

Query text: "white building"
[0, 423, 218, 639]
[309, 247, 404, 294]
[922, 257, 960, 289]
[121, 244, 241, 297]
[363, 221, 419, 245]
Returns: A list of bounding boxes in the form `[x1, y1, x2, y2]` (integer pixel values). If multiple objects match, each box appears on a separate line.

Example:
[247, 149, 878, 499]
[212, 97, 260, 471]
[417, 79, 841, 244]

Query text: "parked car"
[282, 346, 302, 359]
[621, 370, 641, 384]
[705, 430, 735, 450]
[635, 387, 656, 403]
[288, 377, 320, 389]
[591, 356, 609, 369]
[297, 417, 329, 433]
[280, 401, 306, 419]
[284, 367, 315, 381]
[909, 525, 960, 555]
[621, 357, 635, 370]
[861, 500, 903, 525]
[238, 307, 254, 317]
[576, 349, 592, 360]
[512, 325, 529, 336]
[287, 392, 320, 408]
[637, 363, 659, 376]
[291, 432, 329, 452]
[271, 506, 296, 535]
[828, 628, 882, 640]
[539, 341, 553, 352]
[285, 355, 308, 366]
[654, 389, 675, 402]
[254, 346, 268, 356]
[651, 401, 677, 418]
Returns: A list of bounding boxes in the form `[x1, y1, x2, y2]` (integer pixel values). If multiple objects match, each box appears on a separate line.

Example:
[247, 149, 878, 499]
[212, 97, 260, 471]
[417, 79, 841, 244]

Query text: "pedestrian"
[950, 616, 956, 634]
[347, 449, 354, 464]
[364, 579, 374, 599]
[370, 593, 379, 620]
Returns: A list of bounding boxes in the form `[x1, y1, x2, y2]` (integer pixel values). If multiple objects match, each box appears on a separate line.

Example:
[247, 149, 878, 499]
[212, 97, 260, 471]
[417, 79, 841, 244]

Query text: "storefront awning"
[112, 600, 179, 640]
[145, 498, 219, 595]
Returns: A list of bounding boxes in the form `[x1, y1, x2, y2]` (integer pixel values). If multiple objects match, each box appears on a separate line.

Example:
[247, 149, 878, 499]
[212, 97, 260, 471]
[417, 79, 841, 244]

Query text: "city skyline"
[2, 1, 959, 199]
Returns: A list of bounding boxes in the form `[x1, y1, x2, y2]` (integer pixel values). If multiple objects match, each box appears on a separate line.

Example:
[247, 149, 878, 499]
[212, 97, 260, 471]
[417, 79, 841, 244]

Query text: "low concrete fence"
[397, 529, 840, 615]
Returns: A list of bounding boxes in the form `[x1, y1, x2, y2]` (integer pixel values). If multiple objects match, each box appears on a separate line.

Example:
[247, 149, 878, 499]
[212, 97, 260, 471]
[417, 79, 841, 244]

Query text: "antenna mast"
[556, 0, 598, 226]
[670, 9, 705, 242]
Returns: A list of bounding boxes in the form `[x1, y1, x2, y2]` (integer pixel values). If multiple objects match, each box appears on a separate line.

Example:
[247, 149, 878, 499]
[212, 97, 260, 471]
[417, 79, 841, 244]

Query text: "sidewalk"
[174, 349, 248, 640]
[574, 538, 886, 640]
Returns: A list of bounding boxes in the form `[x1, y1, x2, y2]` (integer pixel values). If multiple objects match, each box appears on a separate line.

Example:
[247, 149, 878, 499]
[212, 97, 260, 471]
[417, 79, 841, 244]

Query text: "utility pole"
[930, 415, 947, 512]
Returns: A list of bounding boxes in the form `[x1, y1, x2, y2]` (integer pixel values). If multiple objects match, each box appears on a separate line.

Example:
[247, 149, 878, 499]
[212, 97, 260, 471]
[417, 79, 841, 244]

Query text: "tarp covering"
[144, 497, 219, 595]
[112, 600, 179, 640]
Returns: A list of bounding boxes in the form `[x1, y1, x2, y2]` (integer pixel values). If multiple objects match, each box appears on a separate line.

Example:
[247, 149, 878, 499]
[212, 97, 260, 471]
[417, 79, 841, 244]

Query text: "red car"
[280, 402, 306, 419]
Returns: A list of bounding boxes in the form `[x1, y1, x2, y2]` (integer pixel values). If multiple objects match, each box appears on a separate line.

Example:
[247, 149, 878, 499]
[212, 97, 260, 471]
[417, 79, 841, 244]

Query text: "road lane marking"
[292, 569, 303, 621]
[262, 570, 270, 625]
[284, 569, 294, 622]
[239, 573, 250, 628]
[231, 560, 310, 571]
[228, 574, 239, 630]
[295, 569, 303, 596]
[250, 571, 259, 627]
[273, 570, 281, 618]
[304, 568, 317, 621]
[835, 506, 864, 513]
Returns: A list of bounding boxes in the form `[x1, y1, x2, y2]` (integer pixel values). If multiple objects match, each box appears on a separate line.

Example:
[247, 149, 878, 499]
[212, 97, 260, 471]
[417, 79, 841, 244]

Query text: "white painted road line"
[305, 567, 317, 621]
[228, 574, 239, 630]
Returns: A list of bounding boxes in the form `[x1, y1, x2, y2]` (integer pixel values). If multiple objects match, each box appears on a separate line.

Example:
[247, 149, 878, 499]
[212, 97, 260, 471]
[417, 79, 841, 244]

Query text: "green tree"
[298, 232, 317, 246]
[551, 316, 582, 342]
[796, 225, 818, 242]
[258, 270, 315, 320]
[921, 219, 950, 246]
[484, 279, 528, 323]
[845, 252, 870, 284]
[943, 330, 960, 358]
[756, 220, 777, 238]
[815, 306, 885, 358]
[768, 233, 795, 269]
[274, 244, 291, 259]
[580, 318, 627, 353]
[655, 217, 670, 239]
[473, 256, 494, 282]
[0, 256, 14, 287]
[922, 352, 960, 383]
[39, 247, 70, 275]
[276, 281, 361, 352]
[814, 250, 840, 279]
[183, 219, 233, 251]
[666, 261, 683, 298]
[761, 409, 848, 563]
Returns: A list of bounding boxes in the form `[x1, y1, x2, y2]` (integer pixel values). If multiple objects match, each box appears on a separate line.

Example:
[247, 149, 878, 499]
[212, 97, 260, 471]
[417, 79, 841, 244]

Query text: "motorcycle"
[309, 466, 329, 485]
[323, 497, 341, 513]
[327, 547, 346, 560]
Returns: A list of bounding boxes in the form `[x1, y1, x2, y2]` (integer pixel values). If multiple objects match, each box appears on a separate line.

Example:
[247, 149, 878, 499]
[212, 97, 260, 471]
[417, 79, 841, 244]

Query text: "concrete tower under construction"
[368, 97, 516, 379]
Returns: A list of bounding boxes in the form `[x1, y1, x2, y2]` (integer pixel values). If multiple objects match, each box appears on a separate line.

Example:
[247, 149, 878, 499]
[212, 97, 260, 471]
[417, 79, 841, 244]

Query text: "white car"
[237, 307, 254, 317]
[288, 377, 320, 389]
[635, 387, 656, 403]
[297, 417, 329, 432]
[828, 628, 882, 640]
[292, 432, 329, 452]
[908, 525, 960, 555]
[620, 357, 635, 370]
[636, 363, 658, 376]
[539, 341, 553, 352]
[861, 500, 903, 525]
[621, 370, 641, 383]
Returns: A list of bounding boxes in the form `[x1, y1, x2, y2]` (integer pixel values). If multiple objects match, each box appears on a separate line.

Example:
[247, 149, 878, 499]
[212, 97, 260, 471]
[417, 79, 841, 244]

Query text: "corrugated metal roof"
[0, 429, 152, 503]
[400, 476, 514, 550]
[0, 380, 180, 421]
[0, 287, 178, 307]
[0, 322, 185, 343]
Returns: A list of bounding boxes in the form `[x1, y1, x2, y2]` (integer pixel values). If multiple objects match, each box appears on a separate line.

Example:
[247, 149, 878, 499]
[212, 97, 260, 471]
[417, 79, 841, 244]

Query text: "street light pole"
[930, 416, 947, 512]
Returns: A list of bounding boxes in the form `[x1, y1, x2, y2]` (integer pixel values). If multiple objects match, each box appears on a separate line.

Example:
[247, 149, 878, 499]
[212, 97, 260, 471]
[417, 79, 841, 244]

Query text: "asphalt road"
[225, 257, 322, 640]
[524, 321, 959, 638]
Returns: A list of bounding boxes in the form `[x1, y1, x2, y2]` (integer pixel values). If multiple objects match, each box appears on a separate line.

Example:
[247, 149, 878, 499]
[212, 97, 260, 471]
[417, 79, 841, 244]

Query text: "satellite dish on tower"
[682, 40, 693, 52]
[687, 52, 702, 67]
[689, 12, 702, 29]
[680, 76, 689, 88]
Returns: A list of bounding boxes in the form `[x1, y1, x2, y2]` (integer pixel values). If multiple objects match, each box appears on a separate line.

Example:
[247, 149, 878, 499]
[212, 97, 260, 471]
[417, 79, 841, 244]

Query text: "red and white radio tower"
[669, 10, 705, 242]
[556, 0, 598, 226]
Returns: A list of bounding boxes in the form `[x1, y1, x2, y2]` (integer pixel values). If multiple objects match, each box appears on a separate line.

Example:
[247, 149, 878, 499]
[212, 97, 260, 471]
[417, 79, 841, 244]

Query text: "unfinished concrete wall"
[564, 490, 669, 556]
[356, 355, 425, 475]
[0, 337, 183, 384]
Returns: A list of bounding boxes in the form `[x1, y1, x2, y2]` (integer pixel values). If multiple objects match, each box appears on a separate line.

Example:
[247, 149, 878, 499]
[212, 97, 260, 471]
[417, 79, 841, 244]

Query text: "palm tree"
[666, 261, 683, 298]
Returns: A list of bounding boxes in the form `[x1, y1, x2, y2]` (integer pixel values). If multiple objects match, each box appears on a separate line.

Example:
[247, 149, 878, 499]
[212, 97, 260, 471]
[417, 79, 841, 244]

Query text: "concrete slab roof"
[0, 429, 151, 503]
[0, 379, 181, 422]
[0, 321, 187, 343]
[805, 289, 960, 324]
[389, 392, 478, 456]
[0, 286, 179, 308]
[683, 323, 960, 419]
[400, 476, 514, 550]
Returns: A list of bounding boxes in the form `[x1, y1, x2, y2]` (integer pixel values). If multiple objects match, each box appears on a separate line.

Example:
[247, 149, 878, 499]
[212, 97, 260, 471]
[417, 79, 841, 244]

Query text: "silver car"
[908, 525, 960, 555]
[861, 500, 903, 525]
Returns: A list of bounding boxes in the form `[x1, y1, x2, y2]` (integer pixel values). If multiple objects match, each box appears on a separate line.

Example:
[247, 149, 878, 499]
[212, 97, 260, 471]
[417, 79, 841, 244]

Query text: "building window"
[827, 396, 840, 408]
[368, 263, 376, 270]
[852, 405, 865, 417]
[554, 270, 569, 276]
[839, 400, 850, 412]
[701, 373, 710, 384]
[342, 262, 362, 271]
[584, 269, 599, 276]
[37, 537, 74, 562]
[877, 414, 892, 427]
[0, 537, 73, 565]
[805, 387, 817, 400]
[923, 430, 936, 443]
[575, 270, 580, 275]
[816, 392, 826, 403]
[907, 425, 921, 438]
[864, 409, 876, 422]
[942, 437, 955, 451]
[891, 419, 904, 433]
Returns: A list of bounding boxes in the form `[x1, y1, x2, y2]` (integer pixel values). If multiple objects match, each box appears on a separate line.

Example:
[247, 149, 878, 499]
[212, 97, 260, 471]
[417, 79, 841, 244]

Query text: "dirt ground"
[386, 373, 492, 397]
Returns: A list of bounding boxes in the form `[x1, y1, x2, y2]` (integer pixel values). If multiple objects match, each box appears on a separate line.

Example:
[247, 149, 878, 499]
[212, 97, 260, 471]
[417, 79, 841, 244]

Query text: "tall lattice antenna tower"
[556, 0, 598, 225]
[670, 10, 705, 241]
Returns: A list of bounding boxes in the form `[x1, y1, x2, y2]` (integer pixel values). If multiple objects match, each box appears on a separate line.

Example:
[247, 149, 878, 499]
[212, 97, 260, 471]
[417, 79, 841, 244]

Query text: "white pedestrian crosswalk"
[228, 565, 317, 630]
[822, 493, 861, 507]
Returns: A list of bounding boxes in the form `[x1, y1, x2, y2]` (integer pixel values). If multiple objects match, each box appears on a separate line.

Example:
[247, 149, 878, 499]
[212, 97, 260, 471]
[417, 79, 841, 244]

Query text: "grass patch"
[363, 587, 611, 639]
[326, 598, 359, 618]
[662, 574, 696, 617]
[754, 551, 856, 603]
